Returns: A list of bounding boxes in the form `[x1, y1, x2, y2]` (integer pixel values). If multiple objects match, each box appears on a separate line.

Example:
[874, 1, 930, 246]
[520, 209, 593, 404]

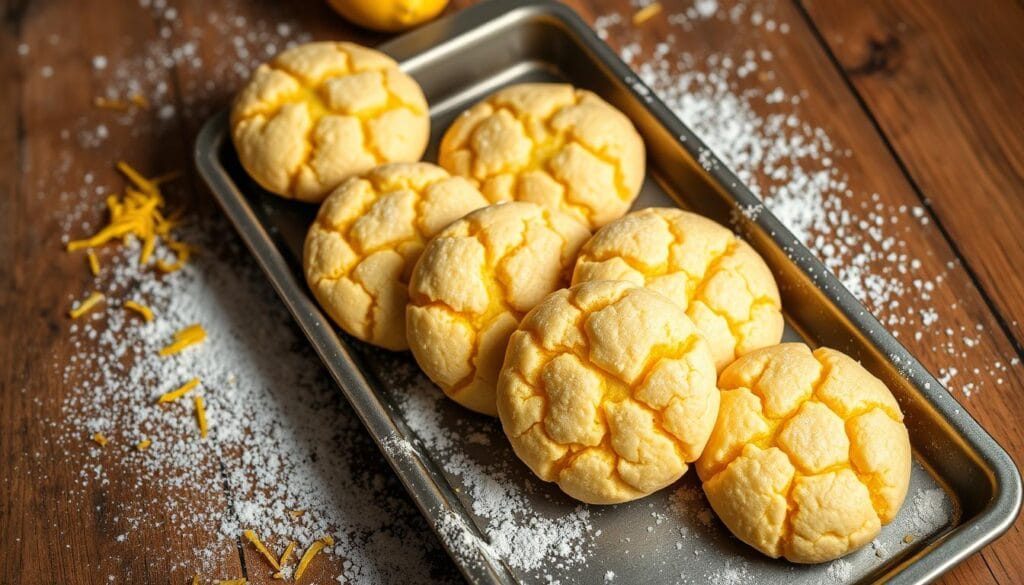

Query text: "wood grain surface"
[1, 0, 1021, 583]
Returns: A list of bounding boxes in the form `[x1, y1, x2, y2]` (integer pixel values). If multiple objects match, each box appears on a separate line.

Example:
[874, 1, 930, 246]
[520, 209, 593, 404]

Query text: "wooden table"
[2, 0, 1021, 582]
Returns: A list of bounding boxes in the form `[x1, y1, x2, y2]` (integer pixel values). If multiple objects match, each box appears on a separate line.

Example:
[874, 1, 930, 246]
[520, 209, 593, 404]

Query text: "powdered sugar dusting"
[908, 488, 951, 537]
[375, 363, 595, 574]
[54, 225, 458, 582]
[596, 1, 1020, 398]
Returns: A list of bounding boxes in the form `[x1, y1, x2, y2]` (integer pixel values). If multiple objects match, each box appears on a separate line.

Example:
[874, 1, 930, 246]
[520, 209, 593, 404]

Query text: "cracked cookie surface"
[572, 208, 783, 371]
[496, 280, 719, 504]
[407, 202, 590, 415]
[303, 163, 488, 350]
[232, 41, 429, 202]
[696, 343, 912, 563]
[438, 83, 646, 230]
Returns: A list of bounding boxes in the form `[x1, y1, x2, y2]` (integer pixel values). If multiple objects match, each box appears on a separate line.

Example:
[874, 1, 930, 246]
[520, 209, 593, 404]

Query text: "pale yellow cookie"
[572, 208, 783, 371]
[438, 83, 646, 230]
[496, 280, 719, 504]
[303, 163, 489, 350]
[231, 42, 429, 202]
[407, 202, 590, 415]
[696, 343, 912, 563]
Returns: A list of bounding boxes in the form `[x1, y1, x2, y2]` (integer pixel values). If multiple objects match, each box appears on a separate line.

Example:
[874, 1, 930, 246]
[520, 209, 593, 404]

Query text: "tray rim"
[194, 1, 1022, 583]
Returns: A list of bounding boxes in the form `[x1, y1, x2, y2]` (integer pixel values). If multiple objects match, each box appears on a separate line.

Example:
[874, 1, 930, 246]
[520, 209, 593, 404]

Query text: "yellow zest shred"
[87, 250, 101, 275]
[129, 93, 149, 109]
[159, 323, 207, 356]
[155, 239, 194, 273]
[69, 292, 105, 319]
[124, 300, 154, 322]
[191, 575, 199, 585]
[94, 96, 132, 110]
[65, 161, 186, 269]
[632, 2, 662, 25]
[215, 580, 246, 585]
[194, 395, 208, 438]
[278, 541, 297, 567]
[117, 161, 160, 195]
[289, 509, 305, 518]
[136, 439, 152, 451]
[272, 572, 284, 580]
[243, 529, 282, 571]
[92, 432, 108, 447]
[158, 377, 200, 404]
[294, 535, 334, 582]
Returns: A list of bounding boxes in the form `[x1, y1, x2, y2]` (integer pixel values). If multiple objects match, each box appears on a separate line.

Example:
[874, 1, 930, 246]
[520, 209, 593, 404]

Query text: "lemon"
[327, 0, 449, 33]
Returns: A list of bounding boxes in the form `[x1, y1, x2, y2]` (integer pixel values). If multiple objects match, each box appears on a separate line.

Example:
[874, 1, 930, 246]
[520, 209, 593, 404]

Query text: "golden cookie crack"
[512, 171, 596, 225]
[310, 178, 445, 289]
[713, 352, 896, 545]
[521, 311, 705, 485]
[455, 100, 630, 223]
[272, 48, 353, 87]
[559, 135, 634, 203]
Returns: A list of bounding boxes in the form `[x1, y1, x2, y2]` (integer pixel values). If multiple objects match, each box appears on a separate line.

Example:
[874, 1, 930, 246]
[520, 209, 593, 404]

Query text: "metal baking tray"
[195, 1, 1021, 583]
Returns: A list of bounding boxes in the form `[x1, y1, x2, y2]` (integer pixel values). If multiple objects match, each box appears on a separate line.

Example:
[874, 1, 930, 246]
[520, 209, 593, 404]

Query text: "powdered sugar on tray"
[907, 488, 951, 536]
[375, 363, 595, 574]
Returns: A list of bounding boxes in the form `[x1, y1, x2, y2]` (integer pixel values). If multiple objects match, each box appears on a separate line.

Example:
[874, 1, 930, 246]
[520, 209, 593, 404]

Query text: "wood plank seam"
[791, 0, 1024, 363]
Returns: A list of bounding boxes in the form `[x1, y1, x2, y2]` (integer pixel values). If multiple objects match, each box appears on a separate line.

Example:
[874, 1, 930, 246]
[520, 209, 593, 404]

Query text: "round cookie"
[303, 162, 489, 350]
[407, 202, 590, 415]
[696, 343, 912, 563]
[572, 207, 783, 371]
[232, 41, 429, 202]
[438, 83, 646, 230]
[496, 280, 719, 504]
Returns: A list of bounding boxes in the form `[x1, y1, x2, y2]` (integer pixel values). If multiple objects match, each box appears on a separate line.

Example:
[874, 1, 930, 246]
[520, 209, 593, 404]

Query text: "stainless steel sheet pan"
[195, 2, 1021, 583]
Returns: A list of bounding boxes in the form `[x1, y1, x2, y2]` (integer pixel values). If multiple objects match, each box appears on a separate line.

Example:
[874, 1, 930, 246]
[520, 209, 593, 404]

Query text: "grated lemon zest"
[139, 233, 156, 266]
[92, 432, 108, 447]
[158, 377, 200, 403]
[632, 2, 662, 25]
[136, 439, 152, 451]
[272, 572, 284, 580]
[116, 161, 161, 196]
[294, 536, 333, 581]
[69, 292, 105, 319]
[289, 509, 305, 518]
[94, 97, 132, 110]
[215, 580, 246, 585]
[159, 323, 207, 356]
[123, 300, 154, 322]
[87, 250, 100, 275]
[194, 395, 208, 438]
[66, 162, 187, 269]
[129, 93, 149, 109]
[155, 239, 193, 273]
[243, 529, 282, 571]
[191, 575, 199, 585]
[278, 541, 297, 567]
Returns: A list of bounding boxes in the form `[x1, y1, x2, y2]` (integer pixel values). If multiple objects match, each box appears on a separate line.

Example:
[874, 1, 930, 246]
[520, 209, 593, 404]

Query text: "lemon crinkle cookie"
[407, 202, 590, 416]
[572, 207, 783, 371]
[231, 41, 430, 202]
[439, 83, 646, 230]
[303, 162, 489, 350]
[496, 280, 719, 504]
[696, 343, 912, 563]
